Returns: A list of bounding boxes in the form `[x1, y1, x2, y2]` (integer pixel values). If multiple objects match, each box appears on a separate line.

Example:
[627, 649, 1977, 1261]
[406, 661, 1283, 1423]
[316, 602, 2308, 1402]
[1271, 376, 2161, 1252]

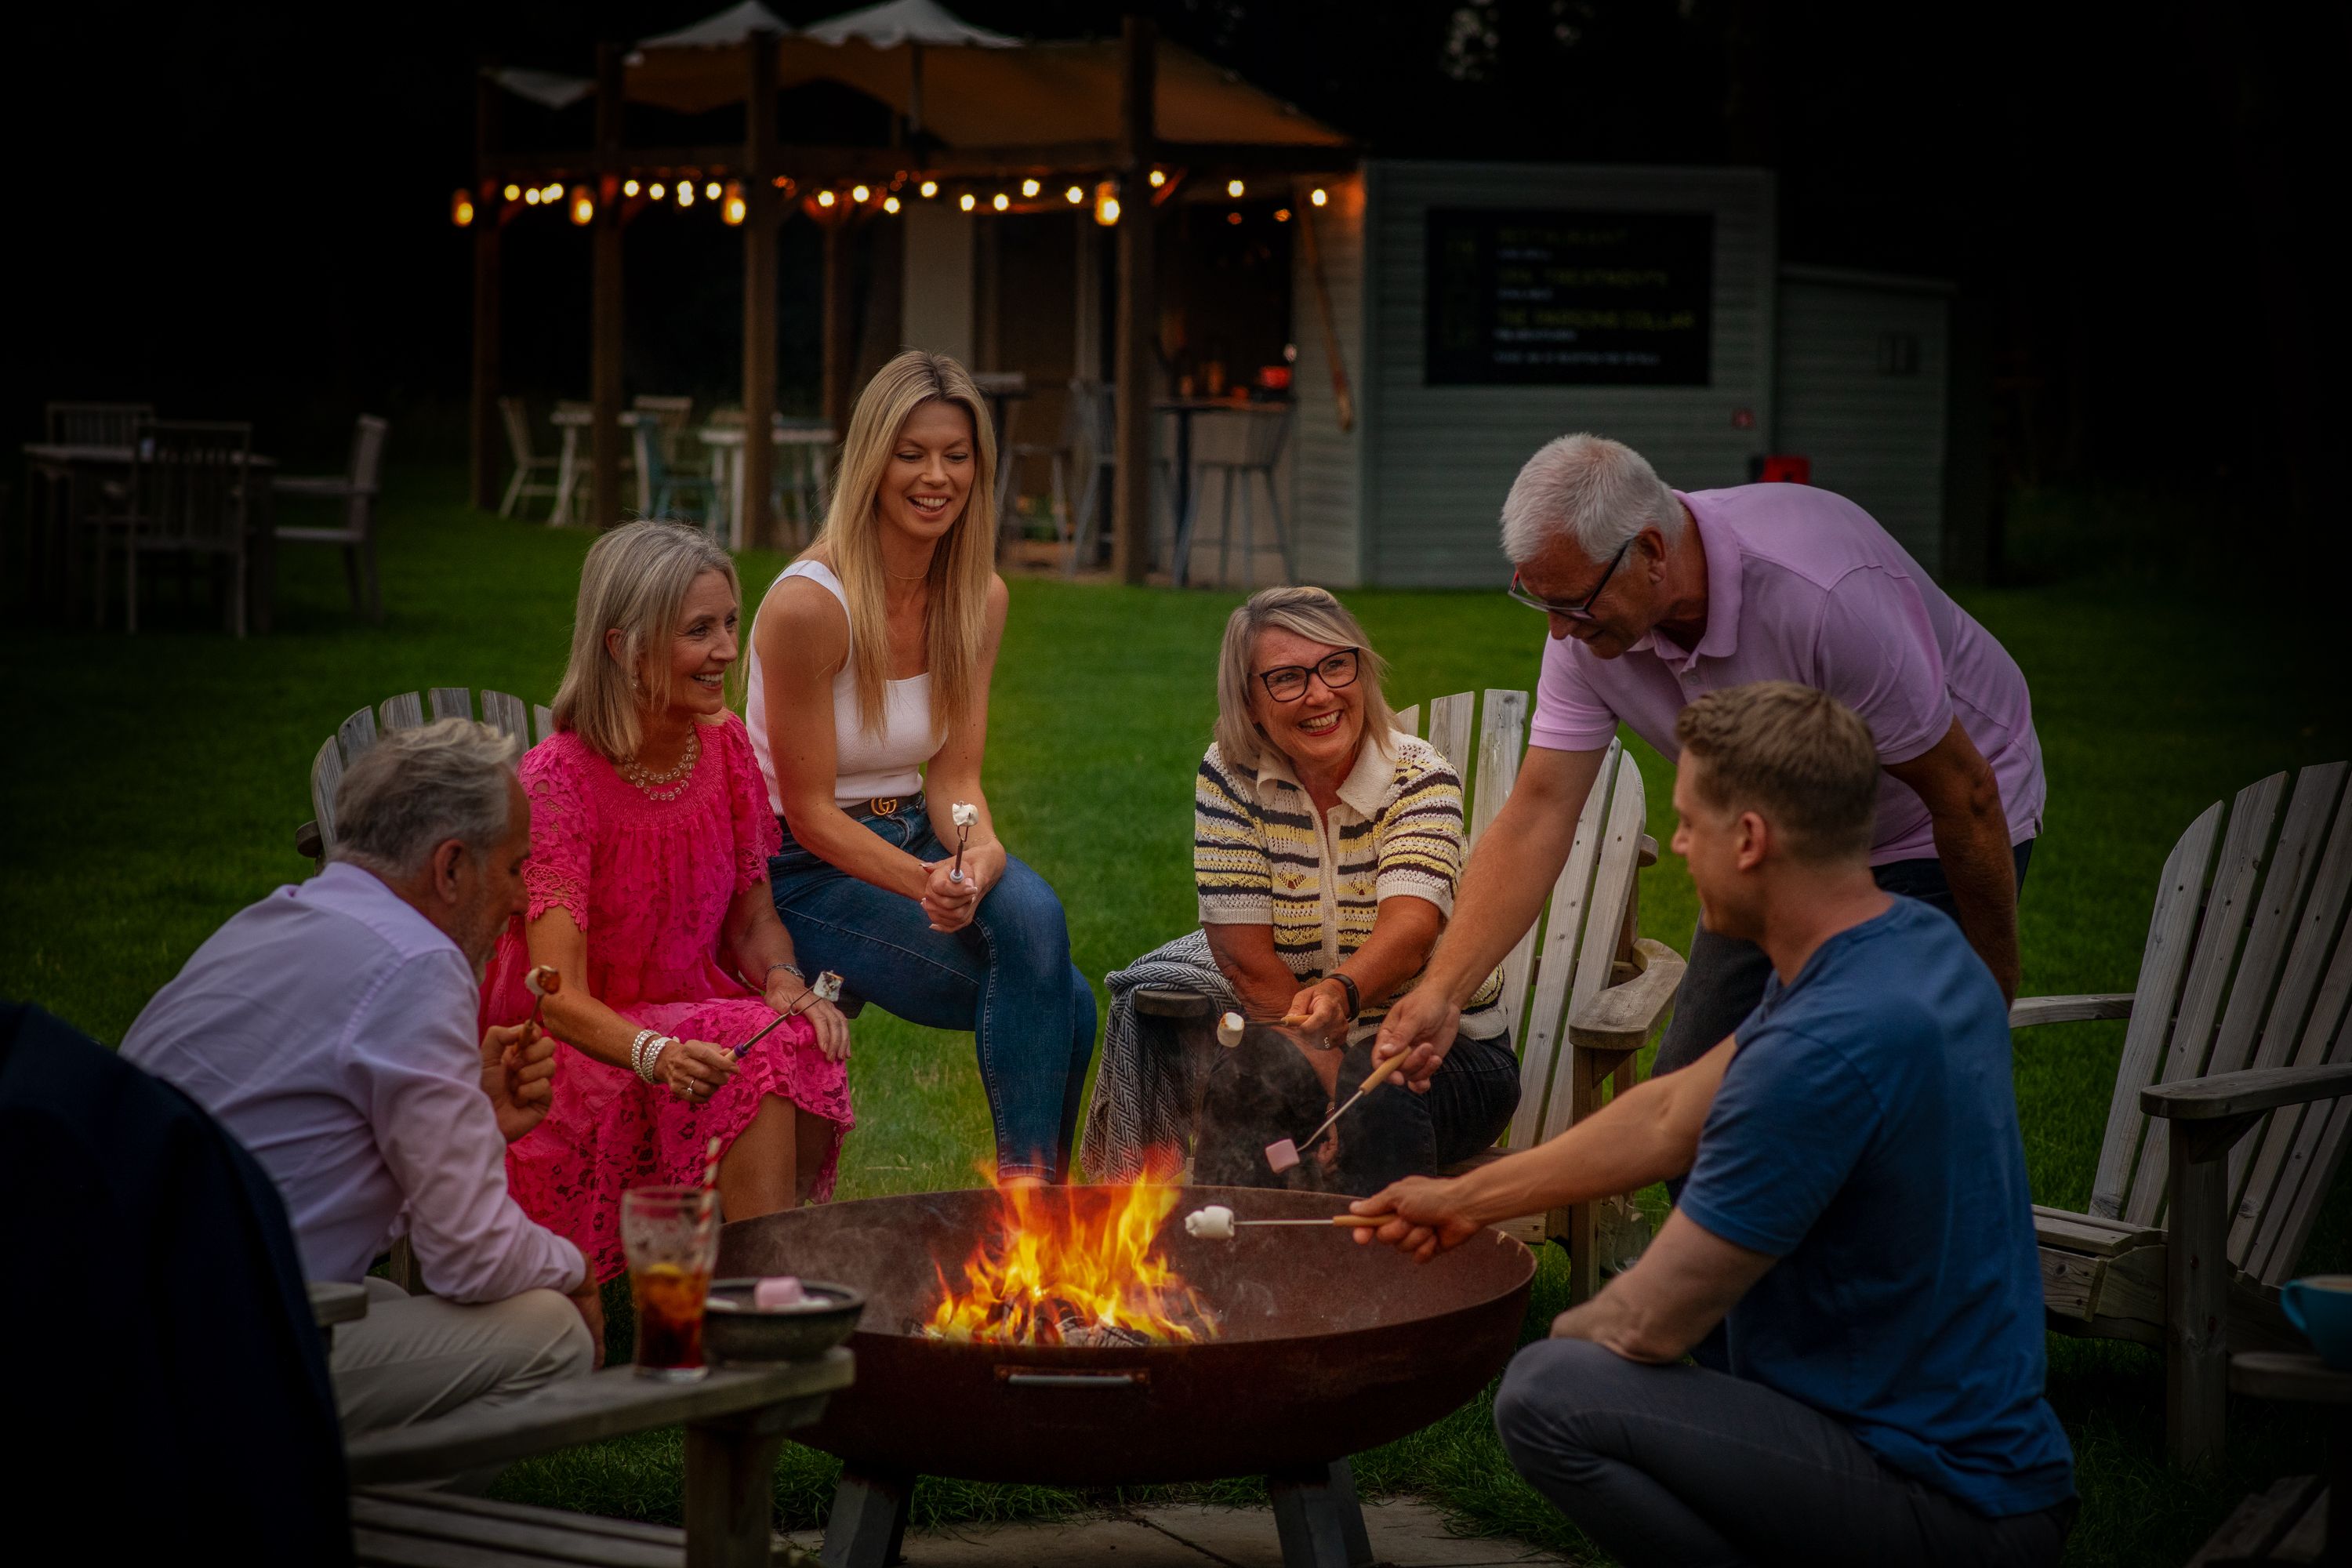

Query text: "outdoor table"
[546, 406, 647, 526]
[20, 441, 281, 632]
[700, 419, 835, 550]
[1152, 396, 1257, 586]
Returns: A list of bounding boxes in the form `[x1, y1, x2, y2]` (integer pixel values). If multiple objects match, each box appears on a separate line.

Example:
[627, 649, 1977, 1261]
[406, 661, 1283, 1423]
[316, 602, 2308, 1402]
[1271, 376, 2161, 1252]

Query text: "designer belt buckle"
[868, 797, 900, 818]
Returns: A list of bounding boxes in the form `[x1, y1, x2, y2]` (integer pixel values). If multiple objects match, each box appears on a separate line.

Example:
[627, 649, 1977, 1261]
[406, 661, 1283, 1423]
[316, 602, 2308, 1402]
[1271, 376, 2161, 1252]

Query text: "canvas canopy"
[506, 0, 1348, 152]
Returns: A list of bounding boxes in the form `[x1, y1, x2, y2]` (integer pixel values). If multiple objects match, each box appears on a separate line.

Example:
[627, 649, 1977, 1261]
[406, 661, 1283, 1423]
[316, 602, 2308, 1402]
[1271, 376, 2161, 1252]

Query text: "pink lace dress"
[481, 713, 854, 1281]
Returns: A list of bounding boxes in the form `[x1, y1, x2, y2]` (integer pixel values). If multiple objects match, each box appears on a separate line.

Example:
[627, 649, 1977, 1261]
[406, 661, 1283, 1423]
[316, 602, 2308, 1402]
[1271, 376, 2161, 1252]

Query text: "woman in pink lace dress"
[482, 522, 854, 1281]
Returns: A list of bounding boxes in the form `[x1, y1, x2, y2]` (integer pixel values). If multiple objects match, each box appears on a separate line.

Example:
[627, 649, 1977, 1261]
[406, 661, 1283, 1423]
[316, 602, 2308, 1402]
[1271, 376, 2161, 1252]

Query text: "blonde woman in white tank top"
[745, 350, 1097, 1185]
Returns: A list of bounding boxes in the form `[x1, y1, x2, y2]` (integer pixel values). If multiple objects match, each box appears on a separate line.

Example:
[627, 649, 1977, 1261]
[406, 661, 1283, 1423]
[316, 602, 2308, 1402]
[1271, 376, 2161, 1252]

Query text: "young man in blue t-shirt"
[1354, 681, 2076, 1566]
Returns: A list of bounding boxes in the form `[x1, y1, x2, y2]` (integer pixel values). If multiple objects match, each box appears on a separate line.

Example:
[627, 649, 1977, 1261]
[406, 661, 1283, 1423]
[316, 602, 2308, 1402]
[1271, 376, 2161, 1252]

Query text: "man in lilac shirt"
[1379, 433, 2042, 1091]
[122, 720, 597, 1436]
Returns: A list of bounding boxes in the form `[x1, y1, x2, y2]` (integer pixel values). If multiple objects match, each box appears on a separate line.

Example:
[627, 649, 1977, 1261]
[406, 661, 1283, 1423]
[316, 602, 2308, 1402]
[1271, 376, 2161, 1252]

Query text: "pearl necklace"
[619, 728, 700, 800]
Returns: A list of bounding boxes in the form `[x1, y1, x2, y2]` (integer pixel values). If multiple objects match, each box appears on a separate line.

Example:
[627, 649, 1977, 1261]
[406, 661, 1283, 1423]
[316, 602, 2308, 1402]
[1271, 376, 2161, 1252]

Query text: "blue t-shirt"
[1679, 898, 2074, 1517]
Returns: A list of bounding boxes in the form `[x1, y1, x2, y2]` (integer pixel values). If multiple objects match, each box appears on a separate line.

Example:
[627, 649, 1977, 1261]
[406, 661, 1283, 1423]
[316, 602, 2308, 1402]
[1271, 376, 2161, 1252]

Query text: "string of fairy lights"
[449, 169, 1329, 230]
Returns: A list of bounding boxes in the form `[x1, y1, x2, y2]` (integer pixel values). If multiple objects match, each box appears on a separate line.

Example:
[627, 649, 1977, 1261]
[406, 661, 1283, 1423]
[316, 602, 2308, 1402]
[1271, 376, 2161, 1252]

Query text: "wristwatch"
[765, 961, 806, 985]
[1327, 971, 1361, 1020]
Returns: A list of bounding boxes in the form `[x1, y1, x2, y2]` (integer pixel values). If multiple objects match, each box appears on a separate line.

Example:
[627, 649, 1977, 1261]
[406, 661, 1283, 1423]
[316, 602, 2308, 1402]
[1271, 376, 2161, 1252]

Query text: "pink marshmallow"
[753, 1276, 807, 1309]
[1265, 1138, 1301, 1174]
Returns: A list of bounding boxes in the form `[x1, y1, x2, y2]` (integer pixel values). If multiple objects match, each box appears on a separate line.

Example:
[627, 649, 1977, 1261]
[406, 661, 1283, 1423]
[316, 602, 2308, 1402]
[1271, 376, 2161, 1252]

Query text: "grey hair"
[1498, 433, 1686, 564]
[332, 718, 521, 879]
[1212, 586, 1399, 774]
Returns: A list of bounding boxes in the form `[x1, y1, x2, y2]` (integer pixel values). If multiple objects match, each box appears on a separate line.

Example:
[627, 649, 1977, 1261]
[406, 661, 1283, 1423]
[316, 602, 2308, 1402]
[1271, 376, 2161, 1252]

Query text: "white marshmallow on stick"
[1216, 1011, 1245, 1048]
[1183, 1204, 1385, 1238]
[812, 970, 844, 1004]
[949, 801, 978, 882]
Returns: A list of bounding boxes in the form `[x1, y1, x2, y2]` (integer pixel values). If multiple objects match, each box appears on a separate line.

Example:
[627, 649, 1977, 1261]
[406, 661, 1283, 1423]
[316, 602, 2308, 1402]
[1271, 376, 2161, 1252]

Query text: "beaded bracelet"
[641, 1036, 674, 1085]
[628, 1028, 659, 1079]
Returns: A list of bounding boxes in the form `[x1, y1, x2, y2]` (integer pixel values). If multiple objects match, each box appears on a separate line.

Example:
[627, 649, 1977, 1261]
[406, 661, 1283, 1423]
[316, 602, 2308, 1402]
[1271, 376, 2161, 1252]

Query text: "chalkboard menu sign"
[1425, 209, 1714, 386]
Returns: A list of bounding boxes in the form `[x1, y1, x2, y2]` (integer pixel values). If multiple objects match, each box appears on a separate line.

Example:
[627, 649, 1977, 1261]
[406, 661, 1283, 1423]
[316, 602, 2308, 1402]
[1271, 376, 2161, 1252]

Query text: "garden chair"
[273, 414, 389, 622]
[45, 400, 152, 448]
[299, 686, 555, 865]
[497, 396, 561, 520]
[2013, 760, 2352, 1470]
[101, 418, 256, 637]
[1134, 688, 1683, 1302]
[633, 416, 718, 531]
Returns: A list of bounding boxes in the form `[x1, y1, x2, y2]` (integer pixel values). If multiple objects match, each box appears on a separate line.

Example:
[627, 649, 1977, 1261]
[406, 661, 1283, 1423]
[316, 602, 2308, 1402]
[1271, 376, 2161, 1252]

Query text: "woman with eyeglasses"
[1186, 586, 1519, 1195]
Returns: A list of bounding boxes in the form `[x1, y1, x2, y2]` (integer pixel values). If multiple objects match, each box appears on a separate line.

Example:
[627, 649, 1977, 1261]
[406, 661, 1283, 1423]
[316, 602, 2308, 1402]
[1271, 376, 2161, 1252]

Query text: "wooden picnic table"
[699, 419, 835, 550]
[546, 406, 648, 526]
[20, 440, 281, 632]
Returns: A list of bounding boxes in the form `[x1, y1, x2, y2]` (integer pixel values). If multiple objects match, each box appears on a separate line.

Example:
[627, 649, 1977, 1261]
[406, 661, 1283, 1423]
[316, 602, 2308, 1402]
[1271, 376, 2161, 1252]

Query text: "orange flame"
[925, 1178, 1218, 1345]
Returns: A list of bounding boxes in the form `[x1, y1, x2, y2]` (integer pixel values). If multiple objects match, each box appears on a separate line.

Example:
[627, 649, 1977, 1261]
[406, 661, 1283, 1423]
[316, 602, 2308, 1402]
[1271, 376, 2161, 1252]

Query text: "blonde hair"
[551, 521, 740, 762]
[806, 350, 997, 737]
[1674, 681, 1880, 865]
[1213, 586, 1399, 774]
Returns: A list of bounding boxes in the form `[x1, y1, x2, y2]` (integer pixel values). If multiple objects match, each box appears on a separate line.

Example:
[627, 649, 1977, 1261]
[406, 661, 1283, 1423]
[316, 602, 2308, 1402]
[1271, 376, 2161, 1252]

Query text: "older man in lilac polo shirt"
[1379, 433, 2042, 1091]
[122, 720, 597, 1439]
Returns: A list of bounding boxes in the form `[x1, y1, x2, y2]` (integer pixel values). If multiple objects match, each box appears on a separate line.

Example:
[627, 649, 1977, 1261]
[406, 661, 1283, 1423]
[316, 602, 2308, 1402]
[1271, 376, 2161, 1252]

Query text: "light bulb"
[570, 187, 593, 225]
[721, 183, 745, 225]
[1226, 211, 1242, 225]
[524, 187, 540, 205]
[1149, 169, 1166, 187]
[883, 194, 901, 213]
[543, 183, 562, 201]
[622, 179, 640, 197]
[451, 190, 475, 227]
[817, 189, 836, 208]
[650, 181, 666, 200]
[1093, 180, 1120, 227]
[1020, 178, 1040, 198]
[1310, 187, 1327, 207]
[1065, 185, 1083, 204]
[851, 183, 870, 203]
[959, 192, 976, 212]
[1275, 208, 1291, 222]
[1226, 179, 1243, 198]
[920, 180, 938, 198]
[678, 183, 695, 207]
[992, 192, 1008, 211]
[502, 183, 521, 201]
[704, 180, 720, 200]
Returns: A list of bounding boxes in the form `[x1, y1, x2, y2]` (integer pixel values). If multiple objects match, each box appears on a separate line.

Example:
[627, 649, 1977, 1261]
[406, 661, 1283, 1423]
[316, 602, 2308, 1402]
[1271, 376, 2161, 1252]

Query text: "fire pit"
[718, 1181, 1535, 1568]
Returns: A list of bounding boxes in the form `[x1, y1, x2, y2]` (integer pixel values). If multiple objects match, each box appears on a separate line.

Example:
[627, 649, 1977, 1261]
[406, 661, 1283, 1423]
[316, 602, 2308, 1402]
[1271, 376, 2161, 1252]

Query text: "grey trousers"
[331, 1277, 594, 1439]
[1495, 1338, 2074, 1568]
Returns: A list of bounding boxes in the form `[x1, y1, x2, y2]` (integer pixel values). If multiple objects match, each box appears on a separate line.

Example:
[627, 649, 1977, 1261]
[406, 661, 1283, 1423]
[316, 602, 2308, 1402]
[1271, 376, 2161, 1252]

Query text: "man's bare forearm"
[1933, 807, 2020, 1000]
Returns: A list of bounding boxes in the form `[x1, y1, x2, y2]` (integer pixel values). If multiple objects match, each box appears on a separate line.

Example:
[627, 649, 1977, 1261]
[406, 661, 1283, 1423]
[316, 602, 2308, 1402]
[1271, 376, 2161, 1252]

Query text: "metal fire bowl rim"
[723, 1181, 1537, 1351]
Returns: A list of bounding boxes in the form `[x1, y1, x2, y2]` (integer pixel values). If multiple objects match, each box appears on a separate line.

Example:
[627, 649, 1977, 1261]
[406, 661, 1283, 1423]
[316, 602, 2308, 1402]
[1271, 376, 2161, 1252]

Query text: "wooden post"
[822, 216, 856, 437]
[741, 29, 779, 550]
[2165, 1114, 2257, 1471]
[590, 43, 626, 530]
[1112, 15, 1157, 584]
[682, 1409, 795, 1568]
[467, 65, 503, 512]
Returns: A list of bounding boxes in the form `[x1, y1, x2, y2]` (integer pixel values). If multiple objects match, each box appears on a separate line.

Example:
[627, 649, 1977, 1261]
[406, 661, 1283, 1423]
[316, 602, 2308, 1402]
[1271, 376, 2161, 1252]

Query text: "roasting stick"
[732, 970, 845, 1058]
[949, 800, 978, 883]
[1236, 1215, 1385, 1229]
[1183, 1205, 1383, 1239]
[1266, 1050, 1410, 1174]
[524, 965, 562, 1037]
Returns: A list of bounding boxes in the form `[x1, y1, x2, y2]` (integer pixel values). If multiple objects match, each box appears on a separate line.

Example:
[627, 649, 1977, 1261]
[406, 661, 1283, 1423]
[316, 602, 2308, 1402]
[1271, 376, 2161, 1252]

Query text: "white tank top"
[746, 560, 939, 812]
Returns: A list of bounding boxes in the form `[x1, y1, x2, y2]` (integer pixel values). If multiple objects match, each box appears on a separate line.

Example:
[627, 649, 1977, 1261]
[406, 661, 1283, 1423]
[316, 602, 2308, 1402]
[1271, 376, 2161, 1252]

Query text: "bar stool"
[1185, 404, 1295, 588]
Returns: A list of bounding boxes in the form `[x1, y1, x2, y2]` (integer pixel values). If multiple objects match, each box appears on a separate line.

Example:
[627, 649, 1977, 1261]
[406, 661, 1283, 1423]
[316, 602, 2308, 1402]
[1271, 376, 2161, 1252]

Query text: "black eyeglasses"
[1506, 537, 1634, 623]
[1257, 648, 1362, 703]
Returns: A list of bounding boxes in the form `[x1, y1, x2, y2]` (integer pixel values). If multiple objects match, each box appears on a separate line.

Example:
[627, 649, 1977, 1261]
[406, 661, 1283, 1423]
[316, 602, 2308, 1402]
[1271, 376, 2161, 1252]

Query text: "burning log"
[921, 1178, 1221, 1346]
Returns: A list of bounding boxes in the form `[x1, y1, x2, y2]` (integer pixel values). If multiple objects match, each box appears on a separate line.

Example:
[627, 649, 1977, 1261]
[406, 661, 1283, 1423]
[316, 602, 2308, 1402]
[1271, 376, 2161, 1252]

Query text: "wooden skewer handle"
[1234, 1214, 1387, 1228]
[1358, 1050, 1409, 1093]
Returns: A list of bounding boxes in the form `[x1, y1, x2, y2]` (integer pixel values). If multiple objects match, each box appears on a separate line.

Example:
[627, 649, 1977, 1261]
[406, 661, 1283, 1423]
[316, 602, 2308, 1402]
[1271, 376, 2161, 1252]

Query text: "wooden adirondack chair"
[296, 685, 556, 864]
[2013, 760, 2352, 1469]
[1137, 688, 1684, 1301]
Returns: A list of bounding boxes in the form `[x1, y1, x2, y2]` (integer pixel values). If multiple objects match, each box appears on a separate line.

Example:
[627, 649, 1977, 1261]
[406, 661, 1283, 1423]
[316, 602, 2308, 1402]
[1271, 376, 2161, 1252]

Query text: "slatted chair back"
[499, 397, 539, 467]
[347, 415, 389, 507]
[632, 394, 695, 466]
[48, 401, 153, 448]
[1392, 690, 1650, 1148]
[2092, 761, 2352, 1286]
[132, 420, 252, 548]
[306, 689, 546, 859]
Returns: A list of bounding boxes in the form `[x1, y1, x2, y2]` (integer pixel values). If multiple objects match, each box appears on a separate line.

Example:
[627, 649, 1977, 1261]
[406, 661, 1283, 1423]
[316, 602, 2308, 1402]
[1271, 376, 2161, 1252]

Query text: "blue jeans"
[768, 800, 1098, 1182]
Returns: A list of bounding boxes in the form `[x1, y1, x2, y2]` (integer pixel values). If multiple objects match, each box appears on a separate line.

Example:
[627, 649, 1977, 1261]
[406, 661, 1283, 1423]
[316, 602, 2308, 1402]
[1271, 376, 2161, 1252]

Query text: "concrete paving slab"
[784, 1499, 1569, 1566]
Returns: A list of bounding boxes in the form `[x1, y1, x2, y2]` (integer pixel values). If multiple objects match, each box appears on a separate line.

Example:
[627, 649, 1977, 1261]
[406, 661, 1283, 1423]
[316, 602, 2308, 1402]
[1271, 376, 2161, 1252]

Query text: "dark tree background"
[13, 1, 2342, 564]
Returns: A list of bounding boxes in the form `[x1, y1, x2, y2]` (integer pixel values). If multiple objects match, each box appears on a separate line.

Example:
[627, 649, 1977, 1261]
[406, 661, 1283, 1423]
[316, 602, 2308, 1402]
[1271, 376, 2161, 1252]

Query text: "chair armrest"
[1567, 938, 1684, 1054]
[308, 1279, 369, 1330]
[2009, 993, 2134, 1029]
[1636, 833, 1659, 869]
[271, 476, 352, 497]
[295, 819, 323, 862]
[344, 1348, 852, 1486]
[2141, 1063, 2352, 1121]
[1135, 987, 1218, 1019]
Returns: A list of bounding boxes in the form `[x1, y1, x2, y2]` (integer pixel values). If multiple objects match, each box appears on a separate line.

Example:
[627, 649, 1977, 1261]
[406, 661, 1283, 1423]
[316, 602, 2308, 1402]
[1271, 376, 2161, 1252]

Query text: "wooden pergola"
[463, 2, 1355, 581]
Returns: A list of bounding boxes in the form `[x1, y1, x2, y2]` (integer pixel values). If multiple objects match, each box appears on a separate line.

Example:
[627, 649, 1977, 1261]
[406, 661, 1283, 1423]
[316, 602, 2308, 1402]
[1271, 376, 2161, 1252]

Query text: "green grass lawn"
[4, 466, 2342, 1565]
